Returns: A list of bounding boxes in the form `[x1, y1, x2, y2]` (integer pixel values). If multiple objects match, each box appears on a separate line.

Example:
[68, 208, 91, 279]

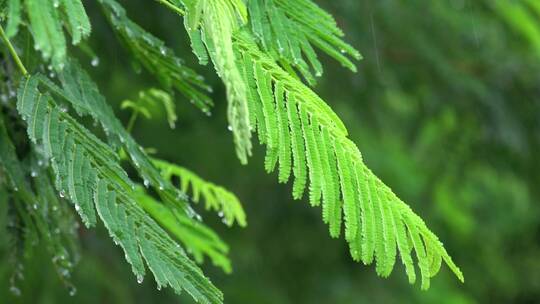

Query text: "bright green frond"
[169, 0, 253, 164]
[248, 0, 361, 83]
[154, 159, 247, 227]
[121, 88, 178, 129]
[231, 30, 463, 288]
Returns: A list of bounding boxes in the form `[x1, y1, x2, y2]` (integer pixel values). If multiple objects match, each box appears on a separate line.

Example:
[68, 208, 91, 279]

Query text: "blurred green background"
[2, 0, 540, 303]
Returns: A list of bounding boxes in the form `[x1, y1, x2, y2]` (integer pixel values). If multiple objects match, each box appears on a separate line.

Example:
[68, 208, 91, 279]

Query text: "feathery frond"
[248, 0, 361, 84]
[154, 159, 247, 227]
[135, 187, 232, 273]
[171, 0, 253, 164]
[232, 30, 463, 289]
[16, 75, 223, 303]
[0, 113, 80, 291]
[121, 88, 178, 129]
[21, 0, 91, 68]
[37, 59, 194, 217]
[100, 0, 214, 114]
[5, 0, 21, 37]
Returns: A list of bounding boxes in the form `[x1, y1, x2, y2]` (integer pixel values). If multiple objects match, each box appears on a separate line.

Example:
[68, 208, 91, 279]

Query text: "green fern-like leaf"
[231, 30, 463, 289]
[154, 159, 247, 227]
[100, 0, 213, 114]
[121, 88, 178, 129]
[21, 0, 91, 68]
[170, 0, 253, 164]
[135, 187, 233, 273]
[0, 113, 80, 289]
[60, 0, 91, 45]
[16, 75, 223, 303]
[5, 0, 21, 37]
[37, 59, 194, 217]
[248, 0, 361, 83]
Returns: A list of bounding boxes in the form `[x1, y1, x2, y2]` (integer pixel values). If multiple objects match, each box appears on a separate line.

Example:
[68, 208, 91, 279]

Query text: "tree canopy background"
[1, 1, 540, 303]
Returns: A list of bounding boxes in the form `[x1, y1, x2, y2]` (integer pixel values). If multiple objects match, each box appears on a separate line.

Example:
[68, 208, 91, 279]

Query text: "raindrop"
[227, 125, 233, 131]
[31, 171, 38, 177]
[68, 286, 77, 296]
[143, 179, 150, 188]
[33, 204, 38, 210]
[60, 268, 70, 278]
[59, 191, 66, 198]
[137, 275, 144, 284]
[9, 286, 21, 296]
[91, 57, 100, 67]
[75, 204, 81, 212]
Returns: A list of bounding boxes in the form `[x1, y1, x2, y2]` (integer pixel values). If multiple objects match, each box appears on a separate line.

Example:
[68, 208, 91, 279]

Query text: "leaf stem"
[126, 111, 139, 133]
[0, 25, 28, 76]
[155, 0, 185, 16]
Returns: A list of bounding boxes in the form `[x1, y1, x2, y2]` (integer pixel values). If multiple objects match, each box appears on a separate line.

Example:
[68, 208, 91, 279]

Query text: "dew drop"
[59, 191, 65, 198]
[9, 285, 21, 296]
[137, 275, 144, 284]
[91, 57, 100, 67]
[68, 286, 77, 296]
[143, 179, 150, 188]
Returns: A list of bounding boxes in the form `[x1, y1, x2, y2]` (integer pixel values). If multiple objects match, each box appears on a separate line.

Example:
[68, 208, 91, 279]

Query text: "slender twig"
[155, 0, 185, 16]
[126, 110, 139, 133]
[0, 25, 28, 76]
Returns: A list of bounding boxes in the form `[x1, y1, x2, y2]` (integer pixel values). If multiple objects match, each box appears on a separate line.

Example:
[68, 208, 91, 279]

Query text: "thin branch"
[155, 0, 185, 16]
[0, 25, 28, 76]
